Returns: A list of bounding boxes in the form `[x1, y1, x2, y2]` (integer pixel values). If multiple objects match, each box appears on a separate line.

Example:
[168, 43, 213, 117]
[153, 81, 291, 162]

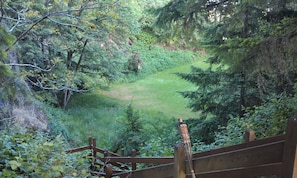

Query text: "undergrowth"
[0, 129, 90, 177]
[123, 41, 199, 82]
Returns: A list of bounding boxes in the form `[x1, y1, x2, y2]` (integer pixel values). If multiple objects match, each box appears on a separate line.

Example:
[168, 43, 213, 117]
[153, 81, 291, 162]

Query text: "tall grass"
[123, 41, 198, 82]
[64, 93, 127, 148]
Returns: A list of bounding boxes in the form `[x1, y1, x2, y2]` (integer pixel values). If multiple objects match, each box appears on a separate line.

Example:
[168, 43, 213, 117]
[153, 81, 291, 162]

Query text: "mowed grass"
[64, 55, 209, 148]
[102, 58, 209, 119]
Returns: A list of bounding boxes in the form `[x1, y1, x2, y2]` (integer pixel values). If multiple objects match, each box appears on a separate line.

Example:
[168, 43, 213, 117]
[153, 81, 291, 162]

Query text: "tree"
[157, 0, 297, 142]
[0, 26, 15, 98]
[2, 0, 137, 108]
[158, 0, 297, 96]
[0, 11, 17, 120]
[112, 104, 145, 154]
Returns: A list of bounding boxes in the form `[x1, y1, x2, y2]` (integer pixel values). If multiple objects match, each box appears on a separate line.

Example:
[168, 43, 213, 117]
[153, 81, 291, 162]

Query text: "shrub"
[0, 130, 90, 177]
[122, 41, 196, 82]
[213, 93, 297, 147]
[111, 104, 146, 154]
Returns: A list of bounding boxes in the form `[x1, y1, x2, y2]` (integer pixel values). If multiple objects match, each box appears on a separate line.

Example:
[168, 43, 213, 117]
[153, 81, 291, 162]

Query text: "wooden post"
[131, 149, 137, 170]
[178, 118, 196, 178]
[104, 150, 109, 157]
[244, 129, 255, 142]
[174, 144, 186, 178]
[282, 116, 297, 177]
[88, 137, 93, 147]
[92, 137, 97, 158]
[121, 148, 125, 156]
[105, 163, 113, 178]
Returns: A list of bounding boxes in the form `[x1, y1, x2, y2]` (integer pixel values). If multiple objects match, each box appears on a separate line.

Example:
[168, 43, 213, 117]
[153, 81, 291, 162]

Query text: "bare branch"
[206, 0, 229, 9]
[0, 117, 16, 122]
[7, 63, 55, 72]
[6, 15, 49, 52]
[47, 17, 85, 31]
[4, 1, 120, 51]
[26, 77, 88, 93]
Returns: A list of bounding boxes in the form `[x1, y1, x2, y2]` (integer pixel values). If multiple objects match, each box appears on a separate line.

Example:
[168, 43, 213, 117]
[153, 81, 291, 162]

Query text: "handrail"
[66, 116, 297, 178]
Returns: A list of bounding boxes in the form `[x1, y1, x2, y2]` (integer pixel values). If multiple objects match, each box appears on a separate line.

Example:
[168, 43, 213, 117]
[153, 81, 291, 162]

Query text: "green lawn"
[65, 57, 209, 148]
[102, 59, 209, 119]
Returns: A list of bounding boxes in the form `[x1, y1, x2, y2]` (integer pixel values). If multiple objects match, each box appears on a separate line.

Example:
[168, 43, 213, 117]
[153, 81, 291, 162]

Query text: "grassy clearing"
[103, 59, 209, 119]
[63, 53, 209, 148]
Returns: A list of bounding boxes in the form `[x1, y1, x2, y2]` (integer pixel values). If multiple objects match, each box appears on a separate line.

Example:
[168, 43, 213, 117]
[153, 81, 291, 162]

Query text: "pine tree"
[158, 0, 297, 142]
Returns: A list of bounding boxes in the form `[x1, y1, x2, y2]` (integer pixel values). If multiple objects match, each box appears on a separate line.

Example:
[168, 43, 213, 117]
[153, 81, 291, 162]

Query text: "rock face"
[0, 84, 49, 132]
[12, 104, 49, 131]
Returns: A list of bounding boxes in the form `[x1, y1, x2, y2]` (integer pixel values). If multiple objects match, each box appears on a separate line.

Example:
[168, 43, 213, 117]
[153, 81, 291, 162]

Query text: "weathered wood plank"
[114, 163, 174, 178]
[99, 156, 174, 164]
[193, 134, 285, 158]
[282, 116, 297, 177]
[66, 145, 92, 153]
[192, 140, 284, 173]
[174, 144, 186, 178]
[187, 163, 282, 178]
[94, 147, 121, 157]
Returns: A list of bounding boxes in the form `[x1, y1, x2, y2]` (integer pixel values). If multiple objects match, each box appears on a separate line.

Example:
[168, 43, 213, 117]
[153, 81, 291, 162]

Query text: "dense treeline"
[157, 0, 297, 144]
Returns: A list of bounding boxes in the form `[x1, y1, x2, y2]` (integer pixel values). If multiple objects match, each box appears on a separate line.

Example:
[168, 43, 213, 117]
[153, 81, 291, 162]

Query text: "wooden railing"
[66, 136, 174, 177]
[67, 116, 297, 178]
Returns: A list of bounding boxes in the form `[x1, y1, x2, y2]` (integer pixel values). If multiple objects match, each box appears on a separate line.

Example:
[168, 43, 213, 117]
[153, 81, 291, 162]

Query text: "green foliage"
[124, 41, 196, 81]
[62, 60, 206, 150]
[40, 103, 74, 143]
[0, 130, 90, 177]
[0, 26, 16, 104]
[137, 29, 159, 45]
[158, 0, 297, 96]
[63, 92, 127, 147]
[111, 104, 146, 153]
[177, 66, 260, 143]
[157, 0, 297, 146]
[0, 26, 15, 61]
[187, 118, 220, 144]
[213, 93, 297, 147]
[2, 0, 138, 108]
[139, 119, 179, 157]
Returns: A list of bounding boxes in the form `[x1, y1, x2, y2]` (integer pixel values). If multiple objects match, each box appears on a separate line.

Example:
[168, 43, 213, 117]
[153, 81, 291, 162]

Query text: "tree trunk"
[239, 73, 246, 117]
[63, 89, 71, 110]
[67, 50, 74, 69]
[75, 39, 88, 72]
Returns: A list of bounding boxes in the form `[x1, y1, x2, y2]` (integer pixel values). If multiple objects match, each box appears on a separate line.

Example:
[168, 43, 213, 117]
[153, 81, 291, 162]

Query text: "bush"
[212, 93, 297, 147]
[0, 130, 90, 177]
[39, 103, 74, 144]
[122, 41, 196, 82]
[111, 104, 146, 154]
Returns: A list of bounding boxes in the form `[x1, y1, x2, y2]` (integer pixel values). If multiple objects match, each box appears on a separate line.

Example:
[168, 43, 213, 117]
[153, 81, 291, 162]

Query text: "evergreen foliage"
[111, 104, 145, 154]
[158, 0, 297, 142]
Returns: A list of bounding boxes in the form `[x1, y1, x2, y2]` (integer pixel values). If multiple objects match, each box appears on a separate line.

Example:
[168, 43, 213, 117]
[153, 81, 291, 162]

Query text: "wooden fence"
[67, 116, 297, 178]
